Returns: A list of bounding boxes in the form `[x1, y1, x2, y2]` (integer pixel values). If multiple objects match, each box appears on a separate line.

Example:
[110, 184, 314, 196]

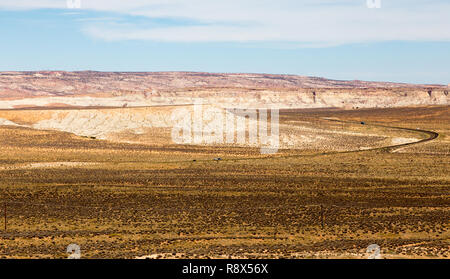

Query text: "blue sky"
[0, 0, 449, 84]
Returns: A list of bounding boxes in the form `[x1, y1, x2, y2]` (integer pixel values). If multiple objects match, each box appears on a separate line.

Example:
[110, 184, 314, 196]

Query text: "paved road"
[323, 118, 439, 153]
[146, 117, 439, 164]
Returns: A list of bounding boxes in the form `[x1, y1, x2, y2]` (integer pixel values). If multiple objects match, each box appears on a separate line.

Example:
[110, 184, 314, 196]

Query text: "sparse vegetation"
[0, 106, 448, 259]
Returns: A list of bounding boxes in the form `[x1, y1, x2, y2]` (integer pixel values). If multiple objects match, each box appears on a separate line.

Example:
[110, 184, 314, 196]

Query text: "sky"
[0, 0, 449, 84]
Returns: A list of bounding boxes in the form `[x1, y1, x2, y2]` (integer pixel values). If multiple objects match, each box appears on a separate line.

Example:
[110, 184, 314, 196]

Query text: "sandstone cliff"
[0, 71, 448, 109]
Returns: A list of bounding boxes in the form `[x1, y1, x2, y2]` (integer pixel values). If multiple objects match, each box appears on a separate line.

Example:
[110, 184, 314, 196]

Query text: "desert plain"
[0, 72, 448, 259]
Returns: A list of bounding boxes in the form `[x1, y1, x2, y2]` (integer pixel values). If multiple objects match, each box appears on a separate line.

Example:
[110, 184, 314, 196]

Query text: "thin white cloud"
[1, 0, 450, 46]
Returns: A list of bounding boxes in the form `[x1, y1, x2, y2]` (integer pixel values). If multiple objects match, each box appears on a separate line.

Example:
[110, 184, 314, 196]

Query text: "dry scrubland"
[0, 105, 425, 152]
[0, 106, 448, 259]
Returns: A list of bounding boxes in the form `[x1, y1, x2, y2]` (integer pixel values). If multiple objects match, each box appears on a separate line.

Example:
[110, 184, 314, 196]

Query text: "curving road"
[147, 117, 440, 165]
[321, 118, 439, 153]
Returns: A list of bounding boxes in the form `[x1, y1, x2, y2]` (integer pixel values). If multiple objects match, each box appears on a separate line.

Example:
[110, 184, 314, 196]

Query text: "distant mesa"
[0, 71, 448, 110]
